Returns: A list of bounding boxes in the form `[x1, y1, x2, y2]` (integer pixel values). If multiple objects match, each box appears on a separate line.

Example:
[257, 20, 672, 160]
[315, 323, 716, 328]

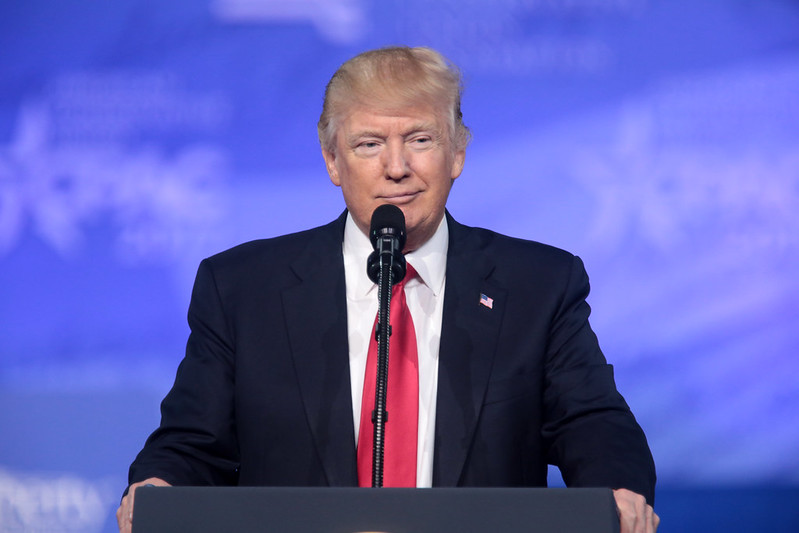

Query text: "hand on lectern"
[116, 477, 171, 533]
[613, 488, 659, 533]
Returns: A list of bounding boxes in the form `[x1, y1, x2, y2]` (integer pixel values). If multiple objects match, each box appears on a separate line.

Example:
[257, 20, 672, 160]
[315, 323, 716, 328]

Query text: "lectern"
[133, 486, 620, 533]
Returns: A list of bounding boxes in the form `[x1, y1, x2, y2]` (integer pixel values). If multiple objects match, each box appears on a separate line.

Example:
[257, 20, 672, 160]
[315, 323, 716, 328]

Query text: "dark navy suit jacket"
[129, 212, 656, 504]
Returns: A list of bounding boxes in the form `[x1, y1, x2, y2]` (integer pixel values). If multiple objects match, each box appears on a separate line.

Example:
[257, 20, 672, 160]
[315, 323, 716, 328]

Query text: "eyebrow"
[346, 130, 384, 145]
[404, 122, 440, 137]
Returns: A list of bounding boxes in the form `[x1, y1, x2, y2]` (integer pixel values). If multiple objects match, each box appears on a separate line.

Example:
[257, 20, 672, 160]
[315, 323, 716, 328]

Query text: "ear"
[450, 149, 465, 181]
[322, 148, 341, 186]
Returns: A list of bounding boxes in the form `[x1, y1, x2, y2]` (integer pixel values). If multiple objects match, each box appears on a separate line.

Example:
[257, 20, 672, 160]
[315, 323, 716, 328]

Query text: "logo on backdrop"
[0, 468, 115, 532]
[0, 71, 231, 263]
[210, 0, 367, 44]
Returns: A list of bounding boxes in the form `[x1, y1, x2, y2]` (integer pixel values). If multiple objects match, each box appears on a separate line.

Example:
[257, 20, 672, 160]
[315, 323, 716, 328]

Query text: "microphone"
[367, 204, 407, 285]
[365, 204, 407, 487]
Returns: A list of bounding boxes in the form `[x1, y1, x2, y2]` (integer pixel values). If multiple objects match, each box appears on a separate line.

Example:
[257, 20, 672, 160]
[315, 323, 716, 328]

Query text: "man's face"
[322, 104, 465, 252]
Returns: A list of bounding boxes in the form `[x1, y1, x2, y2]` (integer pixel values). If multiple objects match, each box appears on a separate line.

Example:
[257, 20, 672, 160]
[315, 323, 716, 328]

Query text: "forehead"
[339, 103, 446, 135]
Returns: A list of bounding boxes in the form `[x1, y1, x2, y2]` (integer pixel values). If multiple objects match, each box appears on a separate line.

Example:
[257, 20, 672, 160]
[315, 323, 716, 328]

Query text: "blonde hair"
[318, 46, 471, 152]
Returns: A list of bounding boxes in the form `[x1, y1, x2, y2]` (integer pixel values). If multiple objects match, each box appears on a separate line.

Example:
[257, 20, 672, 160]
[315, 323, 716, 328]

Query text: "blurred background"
[1, 0, 798, 531]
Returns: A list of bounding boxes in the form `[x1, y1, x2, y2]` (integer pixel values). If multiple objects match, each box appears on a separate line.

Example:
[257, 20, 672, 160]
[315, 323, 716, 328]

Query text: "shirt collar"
[343, 211, 448, 298]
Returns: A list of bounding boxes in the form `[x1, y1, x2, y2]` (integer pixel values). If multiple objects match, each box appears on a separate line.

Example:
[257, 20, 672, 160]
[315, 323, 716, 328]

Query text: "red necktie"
[357, 264, 419, 487]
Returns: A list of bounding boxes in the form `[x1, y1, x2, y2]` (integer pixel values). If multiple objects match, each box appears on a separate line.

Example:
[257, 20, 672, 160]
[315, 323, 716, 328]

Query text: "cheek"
[347, 163, 383, 192]
[339, 173, 375, 212]
[340, 172, 367, 198]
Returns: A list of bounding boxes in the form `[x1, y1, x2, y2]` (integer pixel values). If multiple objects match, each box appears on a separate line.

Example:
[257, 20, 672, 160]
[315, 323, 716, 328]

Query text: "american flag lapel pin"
[479, 293, 494, 309]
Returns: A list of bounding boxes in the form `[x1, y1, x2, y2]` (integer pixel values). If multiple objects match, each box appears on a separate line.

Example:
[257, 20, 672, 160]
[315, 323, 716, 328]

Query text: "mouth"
[378, 192, 420, 205]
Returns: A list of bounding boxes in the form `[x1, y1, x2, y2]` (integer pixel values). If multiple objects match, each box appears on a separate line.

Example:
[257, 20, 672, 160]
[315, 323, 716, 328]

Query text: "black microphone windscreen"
[369, 204, 406, 249]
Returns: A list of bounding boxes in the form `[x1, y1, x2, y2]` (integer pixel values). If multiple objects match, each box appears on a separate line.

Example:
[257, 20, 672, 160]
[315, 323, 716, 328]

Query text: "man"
[118, 46, 658, 532]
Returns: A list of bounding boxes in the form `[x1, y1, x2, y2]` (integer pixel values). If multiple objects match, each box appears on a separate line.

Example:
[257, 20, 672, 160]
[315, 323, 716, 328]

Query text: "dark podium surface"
[132, 486, 620, 533]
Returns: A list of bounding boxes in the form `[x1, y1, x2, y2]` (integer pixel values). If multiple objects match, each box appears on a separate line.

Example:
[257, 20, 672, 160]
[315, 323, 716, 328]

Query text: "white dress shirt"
[343, 212, 448, 488]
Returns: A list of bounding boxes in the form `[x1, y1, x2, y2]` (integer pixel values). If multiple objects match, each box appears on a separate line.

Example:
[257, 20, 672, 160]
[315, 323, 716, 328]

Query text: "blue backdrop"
[1, 1, 798, 531]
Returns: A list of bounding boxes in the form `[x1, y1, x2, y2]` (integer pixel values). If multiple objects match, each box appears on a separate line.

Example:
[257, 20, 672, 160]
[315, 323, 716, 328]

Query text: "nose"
[384, 141, 410, 180]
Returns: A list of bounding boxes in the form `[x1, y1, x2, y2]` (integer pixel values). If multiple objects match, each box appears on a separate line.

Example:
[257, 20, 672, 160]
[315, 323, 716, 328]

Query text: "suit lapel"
[279, 213, 507, 487]
[433, 214, 507, 486]
[281, 214, 358, 486]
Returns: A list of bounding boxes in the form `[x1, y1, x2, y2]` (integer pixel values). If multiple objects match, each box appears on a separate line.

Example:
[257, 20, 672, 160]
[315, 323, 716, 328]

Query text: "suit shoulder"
[202, 218, 343, 275]
[449, 219, 589, 297]
[454, 221, 578, 267]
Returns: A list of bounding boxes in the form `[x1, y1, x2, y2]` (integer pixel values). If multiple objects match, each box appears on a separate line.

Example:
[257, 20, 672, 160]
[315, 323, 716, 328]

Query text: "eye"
[410, 135, 433, 147]
[353, 139, 382, 156]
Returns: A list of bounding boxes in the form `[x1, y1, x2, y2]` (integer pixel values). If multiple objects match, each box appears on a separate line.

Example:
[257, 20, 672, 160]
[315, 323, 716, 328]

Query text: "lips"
[379, 191, 420, 204]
